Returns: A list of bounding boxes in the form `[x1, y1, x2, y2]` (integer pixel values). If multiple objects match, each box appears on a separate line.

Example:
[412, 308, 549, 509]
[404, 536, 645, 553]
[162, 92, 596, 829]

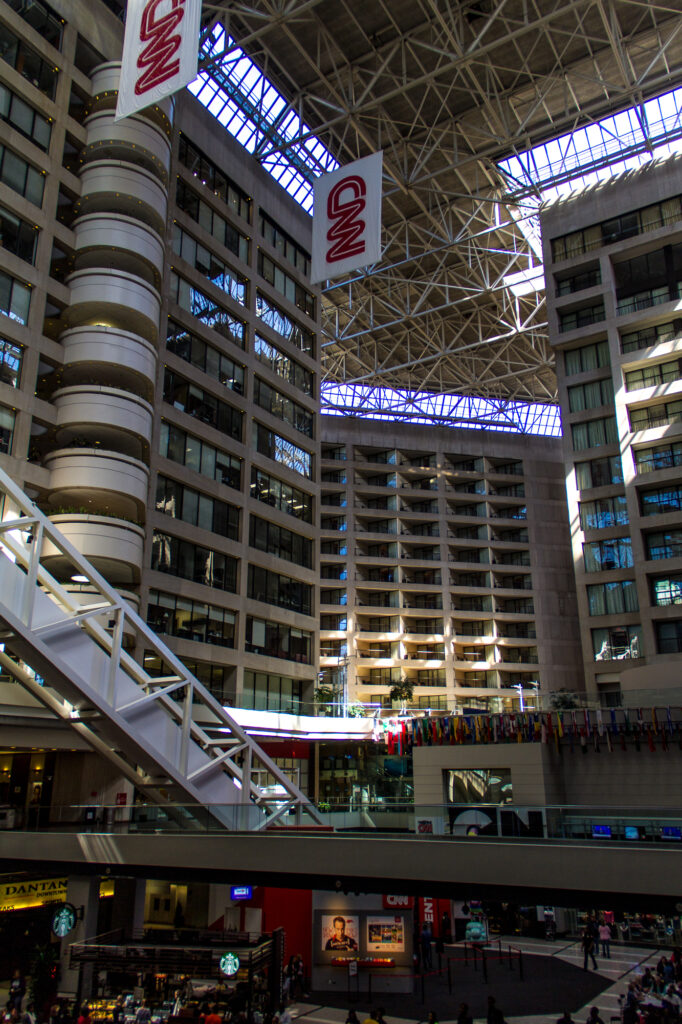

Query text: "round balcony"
[42, 513, 145, 585]
[52, 385, 153, 459]
[89, 62, 173, 132]
[83, 110, 171, 183]
[73, 213, 164, 287]
[78, 160, 167, 234]
[44, 448, 149, 519]
[60, 325, 157, 398]
[66, 268, 160, 342]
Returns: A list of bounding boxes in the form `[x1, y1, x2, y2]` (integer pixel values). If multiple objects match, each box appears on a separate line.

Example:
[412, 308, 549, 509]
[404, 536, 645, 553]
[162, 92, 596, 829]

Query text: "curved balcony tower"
[43, 62, 171, 588]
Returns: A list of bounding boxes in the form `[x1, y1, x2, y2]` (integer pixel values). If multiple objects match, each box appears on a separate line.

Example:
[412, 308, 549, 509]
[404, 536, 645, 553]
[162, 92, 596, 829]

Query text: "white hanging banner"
[116, 0, 202, 121]
[311, 151, 383, 284]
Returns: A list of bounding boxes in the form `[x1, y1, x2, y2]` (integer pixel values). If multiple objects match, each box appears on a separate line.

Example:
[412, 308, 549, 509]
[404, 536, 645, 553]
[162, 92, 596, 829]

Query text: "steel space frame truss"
[199, 0, 682, 416]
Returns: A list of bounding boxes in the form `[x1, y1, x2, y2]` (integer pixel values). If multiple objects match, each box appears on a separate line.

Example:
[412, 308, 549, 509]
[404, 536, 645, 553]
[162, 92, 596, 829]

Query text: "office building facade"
[542, 156, 682, 704]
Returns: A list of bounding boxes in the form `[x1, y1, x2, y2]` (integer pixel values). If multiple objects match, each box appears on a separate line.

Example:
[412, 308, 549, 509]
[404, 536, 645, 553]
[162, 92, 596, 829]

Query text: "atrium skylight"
[320, 383, 562, 436]
[190, 26, 338, 212]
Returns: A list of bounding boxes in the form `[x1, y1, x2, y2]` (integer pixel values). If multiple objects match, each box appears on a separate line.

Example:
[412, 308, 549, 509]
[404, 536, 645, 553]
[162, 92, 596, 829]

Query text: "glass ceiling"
[190, 32, 682, 436]
[320, 384, 562, 436]
[190, 26, 338, 211]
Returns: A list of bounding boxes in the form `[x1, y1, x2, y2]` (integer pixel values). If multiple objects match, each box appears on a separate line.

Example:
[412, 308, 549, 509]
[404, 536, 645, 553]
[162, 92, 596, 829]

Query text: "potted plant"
[314, 685, 335, 716]
[389, 679, 414, 712]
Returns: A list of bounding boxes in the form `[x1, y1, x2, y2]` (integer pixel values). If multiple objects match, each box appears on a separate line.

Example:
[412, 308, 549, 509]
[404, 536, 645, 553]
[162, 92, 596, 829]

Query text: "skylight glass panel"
[321, 383, 562, 436]
[190, 25, 339, 213]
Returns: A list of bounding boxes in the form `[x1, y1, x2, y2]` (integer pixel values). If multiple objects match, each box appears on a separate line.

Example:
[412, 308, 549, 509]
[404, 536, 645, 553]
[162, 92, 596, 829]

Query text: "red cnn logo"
[326, 175, 367, 264]
[135, 0, 186, 97]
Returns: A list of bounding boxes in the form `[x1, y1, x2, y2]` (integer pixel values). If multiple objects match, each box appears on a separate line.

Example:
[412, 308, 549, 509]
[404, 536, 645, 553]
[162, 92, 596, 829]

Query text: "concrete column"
[59, 875, 100, 1002]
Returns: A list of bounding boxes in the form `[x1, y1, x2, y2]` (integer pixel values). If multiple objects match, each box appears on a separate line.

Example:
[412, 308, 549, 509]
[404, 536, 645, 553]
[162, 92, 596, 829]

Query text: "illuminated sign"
[0, 877, 67, 913]
[220, 953, 240, 976]
[51, 903, 77, 938]
[230, 886, 252, 901]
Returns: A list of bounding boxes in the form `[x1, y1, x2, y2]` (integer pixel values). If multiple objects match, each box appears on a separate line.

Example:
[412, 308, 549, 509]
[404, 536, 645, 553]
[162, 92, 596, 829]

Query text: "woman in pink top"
[598, 921, 611, 959]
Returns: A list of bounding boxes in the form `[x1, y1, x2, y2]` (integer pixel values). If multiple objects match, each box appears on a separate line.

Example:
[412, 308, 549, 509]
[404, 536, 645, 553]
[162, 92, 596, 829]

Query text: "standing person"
[457, 1004, 472, 1024]
[345, 1013, 359, 1024]
[362, 1012, 379, 1024]
[135, 1002, 151, 1024]
[420, 922, 433, 970]
[581, 930, 598, 971]
[204, 1005, 222, 1024]
[278, 1006, 292, 1024]
[486, 997, 504, 1024]
[426, 1014, 438, 1024]
[113, 998, 126, 1024]
[375, 1009, 386, 1024]
[598, 921, 611, 959]
[586, 1009, 604, 1024]
[77, 1005, 91, 1024]
[556, 1014, 575, 1024]
[21, 1005, 36, 1024]
[9, 971, 25, 1012]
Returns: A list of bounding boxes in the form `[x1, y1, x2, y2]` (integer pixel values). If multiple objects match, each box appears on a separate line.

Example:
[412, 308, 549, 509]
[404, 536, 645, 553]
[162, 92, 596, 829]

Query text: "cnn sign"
[311, 152, 383, 283]
[383, 895, 414, 909]
[116, 0, 202, 121]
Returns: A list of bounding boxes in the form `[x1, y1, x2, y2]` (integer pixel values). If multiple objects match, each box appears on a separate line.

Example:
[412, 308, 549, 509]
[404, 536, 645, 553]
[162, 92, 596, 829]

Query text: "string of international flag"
[376, 706, 682, 755]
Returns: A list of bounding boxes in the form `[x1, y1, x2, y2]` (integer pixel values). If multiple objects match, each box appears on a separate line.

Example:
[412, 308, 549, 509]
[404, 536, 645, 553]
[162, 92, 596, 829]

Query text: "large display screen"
[366, 916, 405, 953]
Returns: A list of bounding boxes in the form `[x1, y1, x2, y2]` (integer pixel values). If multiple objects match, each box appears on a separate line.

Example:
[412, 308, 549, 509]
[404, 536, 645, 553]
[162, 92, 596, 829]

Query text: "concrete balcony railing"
[83, 110, 171, 182]
[44, 448, 149, 519]
[42, 513, 145, 585]
[60, 325, 157, 395]
[78, 160, 167, 235]
[66, 269, 161, 342]
[52, 386, 153, 452]
[73, 213, 164, 287]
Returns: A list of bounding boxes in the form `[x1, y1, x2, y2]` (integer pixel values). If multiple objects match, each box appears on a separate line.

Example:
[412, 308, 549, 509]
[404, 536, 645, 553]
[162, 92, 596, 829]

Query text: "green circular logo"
[51, 903, 77, 938]
[220, 953, 240, 977]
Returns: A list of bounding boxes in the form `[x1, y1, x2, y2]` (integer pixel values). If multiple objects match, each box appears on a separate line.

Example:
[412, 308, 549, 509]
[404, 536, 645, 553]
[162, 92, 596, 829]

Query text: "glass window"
[256, 293, 314, 355]
[147, 589, 236, 647]
[247, 564, 312, 616]
[0, 271, 30, 324]
[564, 339, 610, 376]
[176, 180, 249, 263]
[592, 625, 642, 661]
[253, 377, 313, 438]
[245, 615, 312, 664]
[249, 466, 313, 523]
[0, 82, 51, 150]
[252, 422, 312, 478]
[587, 580, 638, 615]
[163, 368, 242, 441]
[0, 338, 22, 388]
[651, 574, 682, 607]
[248, 514, 313, 569]
[571, 416, 618, 451]
[258, 251, 315, 318]
[169, 272, 245, 349]
[259, 210, 310, 275]
[254, 333, 313, 396]
[583, 538, 633, 571]
[575, 455, 623, 490]
[178, 135, 251, 221]
[579, 496, 629, 530]
[166, 320, 244, 394]
[640, 485, 682, 516]
[0, 143, 44, 206]
[155, 474, 239, 540]
[159, 420, 241, 490]
[172, 225, 247, 306]
[655, 620, 682, 654]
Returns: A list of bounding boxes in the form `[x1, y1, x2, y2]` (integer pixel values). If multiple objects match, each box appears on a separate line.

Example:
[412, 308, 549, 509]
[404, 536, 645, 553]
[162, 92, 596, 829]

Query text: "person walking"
[598, 921, 611, 959]
[457, 1004, 472, 1024]
[9, 971, 25, 1013]
[581, 930, 598, 971]
[486, 997, 504, 1024]
[135, 1002, 151, 1024]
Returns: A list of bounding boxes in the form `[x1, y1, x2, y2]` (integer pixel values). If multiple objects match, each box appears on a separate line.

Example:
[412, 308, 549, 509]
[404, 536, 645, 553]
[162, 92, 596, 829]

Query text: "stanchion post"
[482, 949, 487, 984]
[508, 945, 513, 970]
[421, 970, 425, 1004]
[447, 958, 452, 995]
[368, 972, 372, 1001]
[464, 942, 469, 966]
[519, 951, 524, 981]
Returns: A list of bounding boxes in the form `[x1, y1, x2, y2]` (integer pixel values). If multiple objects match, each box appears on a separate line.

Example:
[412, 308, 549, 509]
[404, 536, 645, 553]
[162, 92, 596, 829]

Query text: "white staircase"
[0, 467, 322, 830]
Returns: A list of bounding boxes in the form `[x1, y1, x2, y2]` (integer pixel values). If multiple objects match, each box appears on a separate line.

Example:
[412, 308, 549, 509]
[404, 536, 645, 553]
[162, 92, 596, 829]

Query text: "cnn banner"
[116, 0, 202, 121]
[311, 151, 383, 284]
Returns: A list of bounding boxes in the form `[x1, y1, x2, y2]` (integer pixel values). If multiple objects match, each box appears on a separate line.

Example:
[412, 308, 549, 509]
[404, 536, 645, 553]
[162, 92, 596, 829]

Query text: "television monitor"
[662, 826, 682, 840]
[624, 826, 640, 840]
[592, 824, 612, 838]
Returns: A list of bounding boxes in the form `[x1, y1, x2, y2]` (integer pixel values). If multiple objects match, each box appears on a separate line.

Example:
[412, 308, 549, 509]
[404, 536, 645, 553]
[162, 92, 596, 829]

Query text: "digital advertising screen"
[366, 915, 405, 953]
